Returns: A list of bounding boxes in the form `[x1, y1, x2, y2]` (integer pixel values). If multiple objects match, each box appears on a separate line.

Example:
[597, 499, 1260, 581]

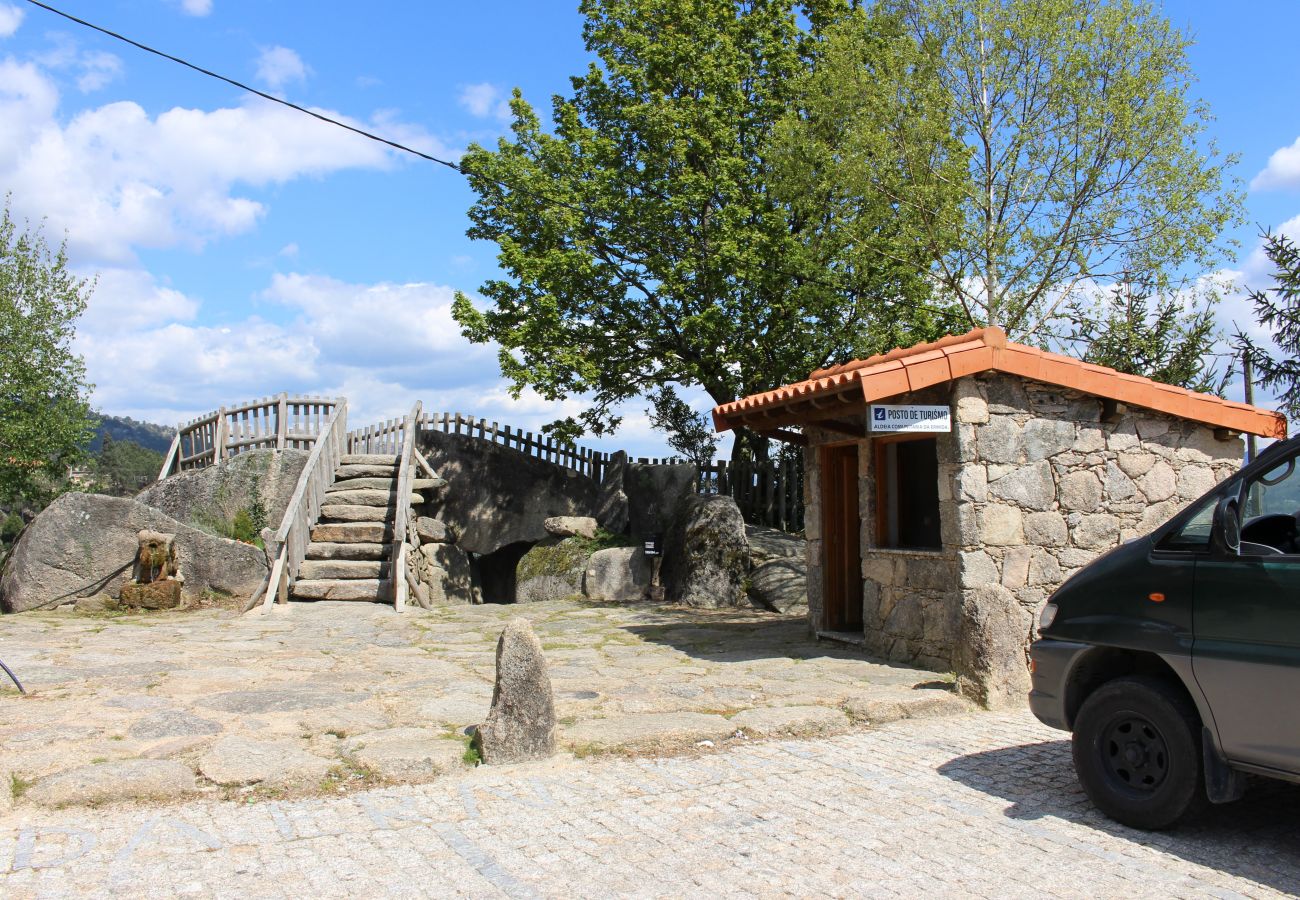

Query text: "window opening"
[877, 437, 941, 550]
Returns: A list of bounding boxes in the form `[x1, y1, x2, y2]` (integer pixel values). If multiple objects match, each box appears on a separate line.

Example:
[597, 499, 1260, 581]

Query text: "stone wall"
[801, 373, 1244, 707]
[950, 373, 1242, 705]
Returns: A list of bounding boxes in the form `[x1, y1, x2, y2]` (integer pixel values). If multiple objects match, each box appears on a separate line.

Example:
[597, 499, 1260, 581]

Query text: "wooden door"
[821, 444, 863, 632]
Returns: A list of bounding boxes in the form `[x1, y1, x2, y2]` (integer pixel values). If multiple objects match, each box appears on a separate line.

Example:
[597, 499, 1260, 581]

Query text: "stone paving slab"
[0, 599, 963, 809]
[1, 712, 1297, 897]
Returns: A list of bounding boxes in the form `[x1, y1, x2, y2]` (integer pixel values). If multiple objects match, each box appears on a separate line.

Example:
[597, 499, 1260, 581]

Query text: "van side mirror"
[1212, 496, 1241, 556]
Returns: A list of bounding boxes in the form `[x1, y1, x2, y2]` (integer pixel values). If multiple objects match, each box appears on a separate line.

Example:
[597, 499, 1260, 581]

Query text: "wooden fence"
[700, 455, 805, 533]
[415, 412, 613, 481]
[159, 394, 344, 479]
[159, 398, 806, 535]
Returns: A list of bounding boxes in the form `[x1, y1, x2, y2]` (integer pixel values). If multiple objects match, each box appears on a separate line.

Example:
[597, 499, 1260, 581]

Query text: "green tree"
[647, 386, 720, 468]
[0, 201, 97, 506]
[93, 433, 165, 497]
[1238, 231, 1300, 420]
[1064, 281, 1225, 393]
[453, 0, 965, 461]
[810, 0, 1244, 338]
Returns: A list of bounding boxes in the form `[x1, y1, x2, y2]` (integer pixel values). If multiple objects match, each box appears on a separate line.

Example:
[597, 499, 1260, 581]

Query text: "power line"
[22, 0, 463, 173]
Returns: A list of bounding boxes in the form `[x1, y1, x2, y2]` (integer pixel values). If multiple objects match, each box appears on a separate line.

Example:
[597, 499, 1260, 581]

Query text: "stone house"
[712, 327, 1286, 707]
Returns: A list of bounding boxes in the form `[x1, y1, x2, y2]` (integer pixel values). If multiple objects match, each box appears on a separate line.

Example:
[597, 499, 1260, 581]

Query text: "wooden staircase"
[291, 453, 439, 602]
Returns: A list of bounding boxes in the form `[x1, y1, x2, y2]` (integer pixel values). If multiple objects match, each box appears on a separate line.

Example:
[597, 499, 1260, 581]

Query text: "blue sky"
[1, 0, 1299, 457]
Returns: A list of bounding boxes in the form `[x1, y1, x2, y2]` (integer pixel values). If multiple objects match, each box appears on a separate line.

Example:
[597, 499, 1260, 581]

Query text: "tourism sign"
[868, 404, 951, 434]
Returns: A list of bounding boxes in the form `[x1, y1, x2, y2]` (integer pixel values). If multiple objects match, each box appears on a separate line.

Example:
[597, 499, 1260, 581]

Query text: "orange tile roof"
[712, 326, 1287, 439]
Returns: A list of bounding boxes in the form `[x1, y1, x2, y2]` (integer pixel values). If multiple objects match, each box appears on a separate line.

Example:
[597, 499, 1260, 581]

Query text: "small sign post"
[868, 404, 952, 434]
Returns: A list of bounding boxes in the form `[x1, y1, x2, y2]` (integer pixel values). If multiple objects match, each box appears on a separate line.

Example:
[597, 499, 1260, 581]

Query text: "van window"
[1161, 495, 1216, 551]
[1245, 458, 1300, 519]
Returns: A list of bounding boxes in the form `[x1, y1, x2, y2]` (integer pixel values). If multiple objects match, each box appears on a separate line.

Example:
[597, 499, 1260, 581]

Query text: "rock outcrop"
[515, 537, 589, 603]
[0, 493, 267, 613]
[418, 431, 599, 556]
[662, 495, 750, 608]
[136, 449, 308, 533]
[473, 618, 556, 764]
[582, 547, 651, 603]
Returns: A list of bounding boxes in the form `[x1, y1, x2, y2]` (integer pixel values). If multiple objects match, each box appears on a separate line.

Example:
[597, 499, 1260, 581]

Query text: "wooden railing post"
[276, 392, 288, 450]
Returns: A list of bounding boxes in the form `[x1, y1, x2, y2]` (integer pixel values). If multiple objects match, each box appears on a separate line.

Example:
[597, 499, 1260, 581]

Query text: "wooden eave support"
[815, 419, 867, 439]
[1214, 428, 1242, 442]
[759, 428, 808, 446]
[731, 390, 865, 433]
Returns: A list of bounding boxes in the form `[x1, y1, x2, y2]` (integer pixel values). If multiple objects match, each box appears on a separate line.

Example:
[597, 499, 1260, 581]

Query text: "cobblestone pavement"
[2, 710, 1297, 898]
[0, 601, 962, 806]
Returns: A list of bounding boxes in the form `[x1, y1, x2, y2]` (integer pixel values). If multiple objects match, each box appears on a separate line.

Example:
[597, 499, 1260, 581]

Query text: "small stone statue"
[120, 530, 184, 609]
[132, 530, 179, 584]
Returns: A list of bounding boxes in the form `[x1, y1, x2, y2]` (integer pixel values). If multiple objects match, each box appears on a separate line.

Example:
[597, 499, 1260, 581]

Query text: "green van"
[1029, 435, 1300, 829]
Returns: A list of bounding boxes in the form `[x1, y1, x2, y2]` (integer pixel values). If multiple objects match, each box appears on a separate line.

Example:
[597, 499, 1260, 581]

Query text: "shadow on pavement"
[622, 616, 922, 671]
[938, 738, 1300, 894]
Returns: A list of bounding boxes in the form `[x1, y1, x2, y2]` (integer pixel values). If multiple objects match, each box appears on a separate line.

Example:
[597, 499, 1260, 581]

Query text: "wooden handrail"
[390, 400, 422, 612]
[256, 398, 349, 611]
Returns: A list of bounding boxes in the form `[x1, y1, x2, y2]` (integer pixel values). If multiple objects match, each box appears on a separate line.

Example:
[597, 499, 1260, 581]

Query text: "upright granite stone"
[625, 462, 696, 541]
[594, 450, 630, 534]
[662, 495, 750, 608]
[582, 546, 651, 603]
[473, 618, 556, 764]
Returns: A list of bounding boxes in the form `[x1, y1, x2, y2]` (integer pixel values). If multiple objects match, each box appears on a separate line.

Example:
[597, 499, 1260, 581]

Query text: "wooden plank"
[277, 393, 288, 450]
[157, 432, 181, 481]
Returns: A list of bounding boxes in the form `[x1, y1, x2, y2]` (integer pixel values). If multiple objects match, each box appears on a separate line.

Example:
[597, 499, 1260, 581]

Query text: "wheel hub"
[1101, 715, 1170, 793]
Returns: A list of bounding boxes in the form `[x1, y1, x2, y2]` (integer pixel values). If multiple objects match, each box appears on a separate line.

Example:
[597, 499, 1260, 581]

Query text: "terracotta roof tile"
[713, 326, 1287, 439]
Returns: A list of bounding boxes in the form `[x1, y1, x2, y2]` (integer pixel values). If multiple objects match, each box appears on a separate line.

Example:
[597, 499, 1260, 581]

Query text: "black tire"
[1071, 675, 1206, 830]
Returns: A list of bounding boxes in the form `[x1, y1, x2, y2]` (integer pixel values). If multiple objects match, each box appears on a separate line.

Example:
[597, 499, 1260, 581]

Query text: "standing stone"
[626, 462, 697, 541]
[595, 450, 630, 534]
[662, 495, 750, 608]
[583, 547, 651, 603]
[956, 585, 1033, 709]
[473, 619, 556, 764]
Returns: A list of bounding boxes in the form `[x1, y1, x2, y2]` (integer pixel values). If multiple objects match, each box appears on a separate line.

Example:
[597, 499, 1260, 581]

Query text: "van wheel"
[1071, 676, 1205, 830]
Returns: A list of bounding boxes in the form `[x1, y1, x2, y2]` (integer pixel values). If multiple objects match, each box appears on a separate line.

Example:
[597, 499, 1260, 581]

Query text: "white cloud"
[255, 45, 309, 91]
[457, 82, 511, 121]
[0, 60, 458, 263]
[76, 268, 677, 457]
[175, 0, 212, 17]
[34, 34, 123, 93]
[1251, 138, 1300, 191]
[0, 3, 24, 38]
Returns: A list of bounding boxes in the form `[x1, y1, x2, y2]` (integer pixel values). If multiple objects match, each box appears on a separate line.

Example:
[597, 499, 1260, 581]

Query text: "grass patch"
[461, 738, 481, 767]
[10, 772, 33, 800]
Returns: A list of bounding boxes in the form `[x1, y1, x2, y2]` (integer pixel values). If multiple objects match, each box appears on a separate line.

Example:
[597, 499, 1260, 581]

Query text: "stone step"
[292, 579, 390, 602]
[305, 542, 389, 561]
[297, 559, 390, 581]
[327, 477, 396, 493]
[340, 454, 399, 466]
[318, 504, 393, 523]
[323, 489, 425, 508]
[412, 477, 447, 492]
[321, 489, 402, 508]
[310, 522, 392, 543]
[333, 464, 397, 479]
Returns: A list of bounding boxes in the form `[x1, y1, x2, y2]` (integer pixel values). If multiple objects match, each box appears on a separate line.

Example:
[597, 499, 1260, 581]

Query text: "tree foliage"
[1065, 282, 1225, 393]
[0, 201, 96, 506]
[647, 386, 720, 468]
[453, 0, 965, 454]
[807, 0, 1244, 338]
[1238, 231, 1300, 421]
[92, 434, 164, 497]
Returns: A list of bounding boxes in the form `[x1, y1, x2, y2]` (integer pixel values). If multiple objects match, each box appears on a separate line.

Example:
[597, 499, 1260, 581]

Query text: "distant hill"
[90, 414, 175, 455]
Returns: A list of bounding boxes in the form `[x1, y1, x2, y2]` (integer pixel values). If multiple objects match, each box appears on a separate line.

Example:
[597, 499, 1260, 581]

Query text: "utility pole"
[1243, 349, 1258, 463]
